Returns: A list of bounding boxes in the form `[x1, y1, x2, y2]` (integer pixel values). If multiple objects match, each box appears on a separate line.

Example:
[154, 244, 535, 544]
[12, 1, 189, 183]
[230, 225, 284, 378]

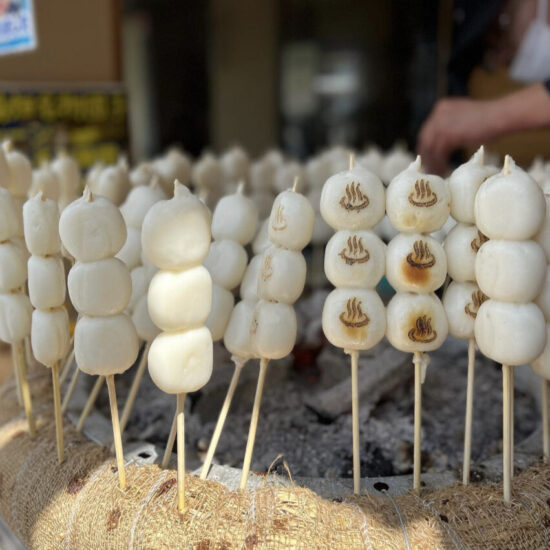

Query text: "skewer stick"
[177, 393, 186, 512]
[14, 341, 35, 437]
[463, 338, 476, 485]
[119, 342, 151, 434]
[51, 362, 64, 463]
[240, 358, 269, 490]
[61, 367, 81, 414]
[502, 364, 512, 502]
[350, 350, 361, 494]
[12, 351, 22, 405]
[543, 378, 549, 462]
[76, 375, 105, 432]
[59, 347, 75, 385]
[413, 352, 422, 494]
[510, 367, 514, 479]
[106, 375, 126, 490]
[161, 410, 177, 469]
[200, 360, 245, 479]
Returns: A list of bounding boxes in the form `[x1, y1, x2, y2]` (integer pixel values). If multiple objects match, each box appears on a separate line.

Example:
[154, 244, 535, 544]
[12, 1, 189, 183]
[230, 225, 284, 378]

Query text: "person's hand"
[417, 98, 499, 174]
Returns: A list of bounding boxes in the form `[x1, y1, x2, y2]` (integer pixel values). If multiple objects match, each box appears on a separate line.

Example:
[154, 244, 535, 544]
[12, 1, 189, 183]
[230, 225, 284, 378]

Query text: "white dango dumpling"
[475, 156, 545, 241]
[68, 258, 131, 316]
[386, 292, 448, 353]
[30, 165, 60, 202]
[320, 166, 385, 230]
[116, 226, 142, 270]
[251, 300, 297, 360]
[91, 160, 130, 206]
[129, 162, 155, 188]
[475, 240, 546, 303]
[224, 300, 256, 360]
[448, 147, 498, 224]
[147, 266, 212, 331]
[132, 295, 160, 342]
[252, 219, 270, 255]
[475, 300, 546, 365]
[220, 146, 249, 183]
[532, 325, 550, 379]
[51, 151, 80, 200]
[268, 190, 315, 251]
[442, 281, 487, 340]
[380, 145, 414, 184]
[536, 201, 550, 263]
[211, 190, 259, 245]
[0, 241, 27, 292]
[322, 288, 386, 351]
[31, 308, 70, 366]
[22, 193, 61, 256]
[141, 182, 211, 270]
[206, 284, 235, 341]
[257, 245, 307, 304]
[154, 148, 192, 193]
[386, 157, 450, 234]
[386, 233, 446, 293]
[444, 223, 483, 283]
[193, 153, 221, 191]
[203, 240, 247, 290]
[240, 255, 262, 302]
[0, 188, 21, 241]
[0, 293, 32, 343]
[120, 182, 166, 228]
[75, 314, 139, 376]
[28, 256, 66, 309]
[430, 215, 456, 244]
[324, 230, 385, 288]
[3, 142, 32, 198]
[250, 190, 274, 219]
[148, 327, 213, 394]
[86, 162, 104, 189]
[536, 268, 550, 321]
[250, 159, 274, 192]
[305, 157, 330, 189]
[59, 187, 126, 262]
[358, 146, 383, 177]
[129, 265, 150, 312]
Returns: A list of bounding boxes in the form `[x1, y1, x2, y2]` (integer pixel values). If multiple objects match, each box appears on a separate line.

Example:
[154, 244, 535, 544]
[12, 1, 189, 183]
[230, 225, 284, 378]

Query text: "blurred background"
[0, 0, 548, 168]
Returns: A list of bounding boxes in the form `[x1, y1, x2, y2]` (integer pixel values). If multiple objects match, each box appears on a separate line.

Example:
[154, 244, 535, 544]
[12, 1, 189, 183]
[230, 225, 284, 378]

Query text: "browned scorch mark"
[408, 315, 437, 343]
[408, 179, 437, 207]
[339, 235, 370, 265]
[339, 297, 370, 328]
[465, 290, 488, 319]
[261, 254, 273, 281]
[470, 230, 489, 253]
[339, 181, 369, 211]
[272, 204, 287, 231]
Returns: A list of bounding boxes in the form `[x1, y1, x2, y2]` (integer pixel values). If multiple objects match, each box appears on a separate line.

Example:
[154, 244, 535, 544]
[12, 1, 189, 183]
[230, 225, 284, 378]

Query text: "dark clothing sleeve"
[545, 80, 550, 94]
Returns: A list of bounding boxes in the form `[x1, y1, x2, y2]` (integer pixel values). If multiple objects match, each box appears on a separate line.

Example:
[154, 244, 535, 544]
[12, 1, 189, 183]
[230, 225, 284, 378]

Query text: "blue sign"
[0, 0, 36, 56]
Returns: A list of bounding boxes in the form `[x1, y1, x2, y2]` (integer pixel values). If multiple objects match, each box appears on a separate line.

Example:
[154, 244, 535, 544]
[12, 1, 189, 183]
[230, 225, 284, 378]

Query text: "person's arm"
[417, 83, 550, 174]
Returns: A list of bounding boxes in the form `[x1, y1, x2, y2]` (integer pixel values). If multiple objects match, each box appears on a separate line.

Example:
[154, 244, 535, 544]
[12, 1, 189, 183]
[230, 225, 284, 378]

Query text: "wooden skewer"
[543, 378, 549, 462]
[350, 350, 361, 494]
[413, 352, 422, 495]
[240, 358, 269, 490]
[59, 346, 75, 386]
[14, 341, 35, 437]
[200, 359, 245, 480]
[502, 364, 512, 502]
[61, 366, 81, 414]
[161, 410, 177, 469]
[76, 375, 105, 432]
[106, 375, 126, 490]
[462, 338, 476, 485]
[51, 362, 64, 463]
[177, 393, 186, 513]
[12, 350, 23, 405]
[510, 366, 514, 479]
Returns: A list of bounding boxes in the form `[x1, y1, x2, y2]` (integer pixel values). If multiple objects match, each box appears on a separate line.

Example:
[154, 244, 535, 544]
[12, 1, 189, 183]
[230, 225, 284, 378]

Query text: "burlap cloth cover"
[1, 371, 550, 549]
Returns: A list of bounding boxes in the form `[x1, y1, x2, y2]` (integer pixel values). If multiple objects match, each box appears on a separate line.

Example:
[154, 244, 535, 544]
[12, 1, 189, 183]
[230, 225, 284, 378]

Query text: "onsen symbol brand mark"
[261, 254, 273, 281]
[272, 204, 287, 231]
[470, 230, 489, 253]
[408, 315, 437, 343]
[339, 236, 370, 265]
[406, 240, 435, 269]
[408, 179, 437, 207]
[339, 297, 370, 328]
[465, 290, 487, 319]
[340, 182, 369, 211]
